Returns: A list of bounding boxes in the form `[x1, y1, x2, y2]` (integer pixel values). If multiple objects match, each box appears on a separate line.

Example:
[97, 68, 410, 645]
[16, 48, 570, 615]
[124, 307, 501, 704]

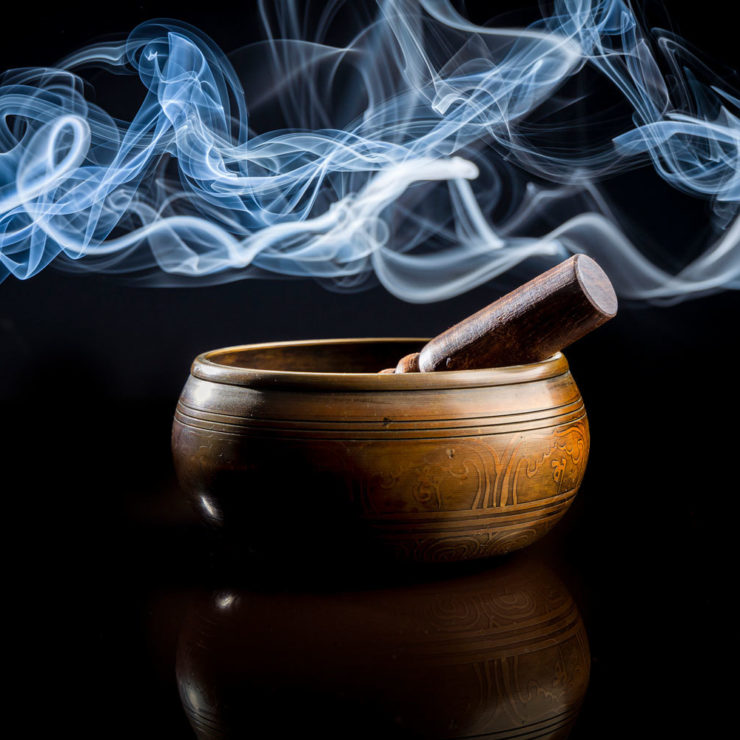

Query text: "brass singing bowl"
[172, 338, 589, 563]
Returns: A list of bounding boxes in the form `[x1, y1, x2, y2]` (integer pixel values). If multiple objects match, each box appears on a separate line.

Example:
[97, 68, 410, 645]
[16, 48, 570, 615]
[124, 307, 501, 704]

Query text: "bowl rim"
[190, 338, 569, 391]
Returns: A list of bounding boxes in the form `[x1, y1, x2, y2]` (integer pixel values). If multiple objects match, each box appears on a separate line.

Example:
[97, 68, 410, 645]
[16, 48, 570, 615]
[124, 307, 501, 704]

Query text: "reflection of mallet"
[380, 255, 617, 374]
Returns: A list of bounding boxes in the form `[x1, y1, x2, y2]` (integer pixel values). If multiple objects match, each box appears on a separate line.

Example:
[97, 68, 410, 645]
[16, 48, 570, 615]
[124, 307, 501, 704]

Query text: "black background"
[1, 2, 736, 737]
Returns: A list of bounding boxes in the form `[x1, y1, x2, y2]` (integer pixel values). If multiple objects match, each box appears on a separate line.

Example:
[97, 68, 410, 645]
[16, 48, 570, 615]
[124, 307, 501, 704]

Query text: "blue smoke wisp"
[1, 0, 738, 301]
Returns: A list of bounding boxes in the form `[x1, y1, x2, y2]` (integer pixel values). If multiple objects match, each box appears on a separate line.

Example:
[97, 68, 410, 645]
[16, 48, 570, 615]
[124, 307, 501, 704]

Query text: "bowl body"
[172, 339, 589, 562]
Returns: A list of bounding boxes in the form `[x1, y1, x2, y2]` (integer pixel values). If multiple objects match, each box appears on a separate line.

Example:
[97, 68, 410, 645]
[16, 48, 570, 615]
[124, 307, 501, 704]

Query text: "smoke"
[0, 0, 738, 301]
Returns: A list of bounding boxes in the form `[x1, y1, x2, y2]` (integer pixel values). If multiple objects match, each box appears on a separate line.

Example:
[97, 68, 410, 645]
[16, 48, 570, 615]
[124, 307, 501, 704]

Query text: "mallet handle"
[395, 255, 617, 373]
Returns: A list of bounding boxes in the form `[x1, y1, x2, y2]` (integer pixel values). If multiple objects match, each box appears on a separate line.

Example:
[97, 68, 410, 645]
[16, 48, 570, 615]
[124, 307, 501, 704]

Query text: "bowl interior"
[207, 339, 426, 374]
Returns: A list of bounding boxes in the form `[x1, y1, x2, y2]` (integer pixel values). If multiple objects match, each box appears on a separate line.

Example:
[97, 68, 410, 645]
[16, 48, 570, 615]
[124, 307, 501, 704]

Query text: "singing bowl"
[172, 338, 589, 563]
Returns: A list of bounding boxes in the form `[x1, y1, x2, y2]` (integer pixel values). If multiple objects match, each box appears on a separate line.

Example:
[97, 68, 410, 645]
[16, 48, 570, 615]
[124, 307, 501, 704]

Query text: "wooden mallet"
[380, 254, 617, 374]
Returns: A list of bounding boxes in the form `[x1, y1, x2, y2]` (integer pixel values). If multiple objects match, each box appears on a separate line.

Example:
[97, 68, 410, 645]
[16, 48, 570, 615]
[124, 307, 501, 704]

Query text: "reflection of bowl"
[172, 339, 589, 562]
[176, 556, 591, 738]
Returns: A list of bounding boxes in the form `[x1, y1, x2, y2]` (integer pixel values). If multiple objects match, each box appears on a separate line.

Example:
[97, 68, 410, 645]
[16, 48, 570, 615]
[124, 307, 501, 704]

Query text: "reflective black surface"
[177, 554, 589, 739]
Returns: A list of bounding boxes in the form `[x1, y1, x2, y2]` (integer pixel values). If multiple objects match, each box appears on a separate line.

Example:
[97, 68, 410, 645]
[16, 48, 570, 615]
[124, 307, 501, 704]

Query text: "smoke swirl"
[1, 0, 738, 301]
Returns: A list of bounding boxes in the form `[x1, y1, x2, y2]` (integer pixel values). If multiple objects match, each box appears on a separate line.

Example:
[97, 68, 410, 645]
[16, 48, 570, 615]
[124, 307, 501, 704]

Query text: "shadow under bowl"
[172, 338, 589, 564]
